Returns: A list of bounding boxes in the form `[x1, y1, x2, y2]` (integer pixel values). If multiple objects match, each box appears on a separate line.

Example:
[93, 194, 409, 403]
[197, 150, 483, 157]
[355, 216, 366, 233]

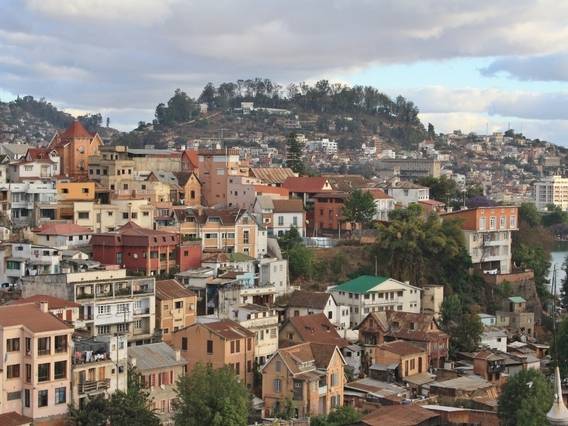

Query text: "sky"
[2, 0, 568, 145]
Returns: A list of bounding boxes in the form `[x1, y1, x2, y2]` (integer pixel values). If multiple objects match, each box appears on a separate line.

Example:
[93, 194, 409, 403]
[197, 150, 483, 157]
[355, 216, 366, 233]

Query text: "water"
[550, 250, 568, 294]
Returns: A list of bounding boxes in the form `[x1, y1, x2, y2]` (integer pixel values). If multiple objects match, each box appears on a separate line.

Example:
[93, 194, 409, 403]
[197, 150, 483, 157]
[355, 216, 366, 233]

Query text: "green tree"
[417, 176, 458, 205]
[498, 369, 553, 426]
[173, 364, 250, 426]
[427, 122, 436, 139]
[285, 132, 304, 174]
[542, 204, 568, 227]
[512, 243, 551, 298]
[519, 202, 541, 227]
[342, 189, 377, 232]
[67, 395, 109, 426]
[310, 406, 362, 426]
[562, 256, 568, 310]
[277, 226, 303, 254]
[554, 317, 568, 376]
[287, 244, 315, 281]
[440, 295, 483, 355]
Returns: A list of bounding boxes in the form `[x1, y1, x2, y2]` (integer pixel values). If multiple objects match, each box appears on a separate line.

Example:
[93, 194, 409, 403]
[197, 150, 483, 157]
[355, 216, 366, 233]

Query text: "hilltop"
[0, 96, 120, 145]
[112, 79, 427, 151]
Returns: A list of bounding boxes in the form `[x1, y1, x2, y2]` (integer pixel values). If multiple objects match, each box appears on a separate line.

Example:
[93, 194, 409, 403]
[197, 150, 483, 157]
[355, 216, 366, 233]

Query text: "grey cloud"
[481, 53, 568, 81]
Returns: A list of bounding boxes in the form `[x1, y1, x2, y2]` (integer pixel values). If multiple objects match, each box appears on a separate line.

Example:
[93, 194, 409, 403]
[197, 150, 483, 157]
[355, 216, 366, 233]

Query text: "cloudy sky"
[2, 0, 568, 144]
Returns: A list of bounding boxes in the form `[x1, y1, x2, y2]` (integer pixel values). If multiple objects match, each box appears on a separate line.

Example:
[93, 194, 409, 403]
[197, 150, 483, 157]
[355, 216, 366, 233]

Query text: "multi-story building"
[313, 191, 352, 235]
[165, 207, 267, 258]
[73, 199, 154, 233]
[198, 148, 248, 206]
[230, 304, 279, 366]
[0, 181, 57, 227]
[155, 279, 196, 343]
[442, 206, 518, 274]
[71, 334, 128, 408]
[261, 342, 345, 418]
[10, 295, 81, 326]
[227, 175, 289, 210]
[534, 175, 568, 211]
[386, 181, 430, 207]
[170, 319, 255, 388]
[0, 302, 73, 423]
[496, 296, 535, 337]
[377, 159, 441, 179]
[279, 314, 348, 349]
[0, 242, 61, 285]
[90, 222, 180, 276]
[32, 223, 92, 250]
[7, 149, 60, 182]
[421, 285, 444, 319]
[258, 257, 289, 297]
[364, 188, 395, 221]
[330, 275, 421, 327]
[128, 343, 186, 424]
[285, 290, 349, 330]
[271, 199, 305, 237]
[21, 269, 156, 345]
[48, 120, 102, 178]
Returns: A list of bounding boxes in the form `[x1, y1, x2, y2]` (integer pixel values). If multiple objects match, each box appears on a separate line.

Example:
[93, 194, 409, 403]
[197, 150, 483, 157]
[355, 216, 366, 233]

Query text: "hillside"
[0, 96, 120, 145]
[112, 79, 427, 151]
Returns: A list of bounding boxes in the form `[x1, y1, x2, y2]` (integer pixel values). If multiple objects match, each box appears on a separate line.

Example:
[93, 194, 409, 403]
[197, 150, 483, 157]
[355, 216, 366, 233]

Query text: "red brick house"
[90, 221, 185, 276]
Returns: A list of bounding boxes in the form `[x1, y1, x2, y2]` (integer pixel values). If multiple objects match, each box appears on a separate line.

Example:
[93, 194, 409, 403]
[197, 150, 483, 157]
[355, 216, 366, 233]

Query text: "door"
[66, 309, 73, 321]
[418, 357, 423, 373]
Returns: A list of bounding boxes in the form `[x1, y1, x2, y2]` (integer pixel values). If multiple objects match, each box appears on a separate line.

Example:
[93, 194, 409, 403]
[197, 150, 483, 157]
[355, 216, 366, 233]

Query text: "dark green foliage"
[310, 406, 362, 426]
[513, 243, 551, 298]
[342, 189, 377, 229]
[11, 95, 74, 128]
[67, 367, 159, 426]
[519, 202, 541, 227]
[562, 256, 568, 310]
[440, 294, 483, 355]
[542, 204, 568, 227]
[287, 245, 315, 281]
[155, 89, 199, 125]
[78, 113, 103, 133]
[285, 132, 304, 174]
[498, 369, 553, 426]
[554, 317, 568, 376]
[173, 364, 250, 426]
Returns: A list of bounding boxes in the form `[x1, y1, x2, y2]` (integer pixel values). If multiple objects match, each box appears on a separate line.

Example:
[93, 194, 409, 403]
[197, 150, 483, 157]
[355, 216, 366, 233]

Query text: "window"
[181, 337, 188, 351]
[273, 378, 281, 393]
[131, 212, 138, 219]
[275, 360, 282, 372]
[97, 325, 110, 335]
[38, 363, 50, 382]
[293, 216, 298, 226]
[143, 211, 149, 217]
[98, 305, 111, 315]
[78, 211, 89, 220]
[117, 323, 129, 333]
[243, 230, 249, 244]
[510, 215, 516, 228]
[123, 212, 129, 219]
[230, 340, 235, 354]
[24, 165, 33, 171]
[207, 340, 213, 354]
[26, 364, 31, 382]
[24, 389, 30, 407]
[278, 216, 284, 226]
[7, 337, 20, 352]
[55, 335, 67, 353]
[62, 188, 69, 194]
[479, 216, 486, 230]
[331, 373, 338, 386]
[175, 301, 183, 309]
[38, 390, 48, 407]
[117, 303, 129, 314]
[54, 361, 67, 380]
[500, 216, 506, 228]
[7, 364, 20, 379]
[25, 337, 31, 355]
[489, 216, 496, 230]
[38, 337, 50, 355]
[55, 387, 66, 404]
[7, 391, 21, 401]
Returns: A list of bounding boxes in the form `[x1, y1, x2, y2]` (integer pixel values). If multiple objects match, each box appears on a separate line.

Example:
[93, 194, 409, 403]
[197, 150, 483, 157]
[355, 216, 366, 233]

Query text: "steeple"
[547, 367, 568, 425]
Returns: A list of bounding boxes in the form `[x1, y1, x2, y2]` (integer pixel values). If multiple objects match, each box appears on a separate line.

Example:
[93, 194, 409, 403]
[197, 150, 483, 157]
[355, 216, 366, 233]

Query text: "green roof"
[508, 296, 526, 304]
[331, 275, 390, 294]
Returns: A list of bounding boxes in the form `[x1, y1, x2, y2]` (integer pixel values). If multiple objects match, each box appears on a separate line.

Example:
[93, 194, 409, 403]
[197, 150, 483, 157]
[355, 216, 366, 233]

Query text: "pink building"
[0, 303, 73, 424]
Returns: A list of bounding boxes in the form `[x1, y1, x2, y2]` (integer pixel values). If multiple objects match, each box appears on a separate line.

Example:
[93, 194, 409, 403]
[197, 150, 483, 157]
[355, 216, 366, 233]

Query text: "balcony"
[488, 363, 505, 373]
[78, 378, 111, 394]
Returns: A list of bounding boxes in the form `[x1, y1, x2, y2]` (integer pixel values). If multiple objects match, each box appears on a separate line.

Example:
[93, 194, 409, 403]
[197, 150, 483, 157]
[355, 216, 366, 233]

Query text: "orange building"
[197, 149, 247, 206]
[261, 342, 345, 418]
[155, 279, 197, 343]
[374, 340, 428, 380]
[170, 319, 255, 388]
[174, 172, 202, 206]
[48, 120, 102, 178]
[313, 191, 357, 236]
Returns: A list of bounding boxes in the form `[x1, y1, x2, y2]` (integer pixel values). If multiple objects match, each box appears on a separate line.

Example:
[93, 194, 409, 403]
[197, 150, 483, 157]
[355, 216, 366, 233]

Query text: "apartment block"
[73, 199, 154, 233]
[534, 175, 568, 211]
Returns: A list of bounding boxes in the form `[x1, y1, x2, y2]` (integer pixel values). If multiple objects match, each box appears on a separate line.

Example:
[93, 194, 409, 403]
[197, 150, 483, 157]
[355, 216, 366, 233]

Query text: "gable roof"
[385, 311, 448, 342]
[250, 167, 296, 185]
[324, 174, 370, 192]
[273, 342, 344, 375]
[0, 303, 72, 333]
[156, 279, 195, 301]
[283, 313, 348, 347]
[188, 319, 254, 340]
[0, 412, 33, 426]
[10, 294, 80, 310]
[361, 405, 440, 426]
[287, 290, 333, 310]
[330, 275, 390, 294]
[272, 199, 304, 213]
[365, 188, 393, 200]
[283, 176, 331, 193]
[33, 223, 92, 236]
[255, 195, 274, 210]
[59, 120, 94, 139]
[377, 340, 426, 356]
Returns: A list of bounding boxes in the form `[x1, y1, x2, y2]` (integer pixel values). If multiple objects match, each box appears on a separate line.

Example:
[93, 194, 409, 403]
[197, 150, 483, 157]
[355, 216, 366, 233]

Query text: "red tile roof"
[0, 303, 72, 332]
[10, 294, 81, 309]
[272, 199, 305, 213]
[365, 188, 393, 200]
[199, 319, 254, 339]
[361, 405, 440, 426]
[60, 120, 94, 139]
[33, 223, 92, 236]
[156, 279, 195, 300]
[283, 176, 331, 193]
[377, 340, 426, 356]
[253, 185, 289, 196]
[284, 313, 348, 347]
[25, 147, 52, 161]
[0, 412, 33, 426]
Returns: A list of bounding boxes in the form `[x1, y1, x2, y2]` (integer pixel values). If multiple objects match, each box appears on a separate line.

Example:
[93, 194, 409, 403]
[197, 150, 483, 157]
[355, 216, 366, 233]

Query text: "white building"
[386, 181, 429, 207]
[364, 188, 396, 221]
[534, 175, 568, 211]
[480, 329, 507, 352]
[0, 181, 57, 227]
[231, 304, 278, 366]
[32, 223, 92, 249]
[286, 290, 350, 330]
[307, 138, 338, 155]
[329, 275, 421, 328]
[0, 242, 61, 284]
[271, 199, 305, 237]
[258, 257, 289, 297]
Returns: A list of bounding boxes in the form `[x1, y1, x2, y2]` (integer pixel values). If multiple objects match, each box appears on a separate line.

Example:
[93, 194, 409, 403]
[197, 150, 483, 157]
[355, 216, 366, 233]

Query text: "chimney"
[39, 301, 49, 313]
[175, 350, 181, 361]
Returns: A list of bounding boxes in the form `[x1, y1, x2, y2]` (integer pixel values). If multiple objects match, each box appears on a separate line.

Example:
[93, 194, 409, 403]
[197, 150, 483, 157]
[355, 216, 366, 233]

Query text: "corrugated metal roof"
[128, 342, 186, 371]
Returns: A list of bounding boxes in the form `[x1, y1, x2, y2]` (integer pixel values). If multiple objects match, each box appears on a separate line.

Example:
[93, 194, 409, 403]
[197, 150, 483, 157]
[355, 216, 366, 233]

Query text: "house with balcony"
[155, 279, 196, 343]
[258, 257, 289, 297]
[230, 304, 279, 366]
[71, 333, 128, 407]
[128, 343, 186, 423]
[21, 269, 156, 345]
[261, 342, 345, 418]
[0, 242, 61, 285]
[0, 302, 73, 424]
[7, 148, 60, 182]
[0, 182, 57, 228]
[473, 350, 506, 385]
[329, 275, 422, 328]
[90, 221, 180, 276]
[442, 206, 518, 274]
[170, 319, 255, 389]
